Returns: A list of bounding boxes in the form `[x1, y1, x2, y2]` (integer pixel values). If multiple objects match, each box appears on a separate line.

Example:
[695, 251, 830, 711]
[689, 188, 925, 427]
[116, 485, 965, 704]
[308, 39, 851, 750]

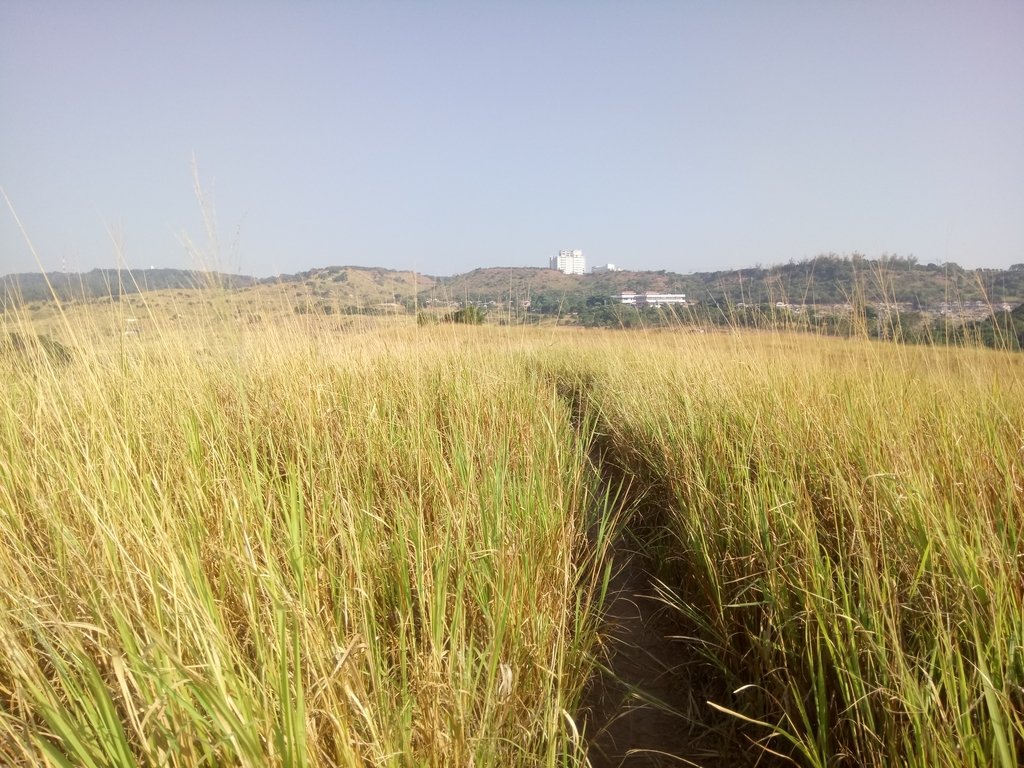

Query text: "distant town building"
[617, 291, 687, 307]
[592, 264, 623, 274]
[551, 249, 585, 275]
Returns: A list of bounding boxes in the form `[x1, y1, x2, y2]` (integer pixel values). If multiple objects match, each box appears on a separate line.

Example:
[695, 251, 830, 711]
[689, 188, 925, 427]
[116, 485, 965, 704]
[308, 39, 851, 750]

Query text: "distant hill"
[1, 268, 255, 305]
[0, 265, 437, 310]
[259, 265, 438, 308]
[4, 257, 1023, 314]
[422, 257, 1024, 311]
[689, 256, 1024, 308]
[233, 266, 438, 316]
[424, 267, 691, 303]
[422, 267, 706, 316]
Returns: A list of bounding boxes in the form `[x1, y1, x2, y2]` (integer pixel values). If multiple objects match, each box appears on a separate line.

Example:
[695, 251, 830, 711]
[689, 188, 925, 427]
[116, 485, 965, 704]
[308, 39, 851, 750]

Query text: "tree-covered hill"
[694, 255, 1024, 307]
[421, 256, 1024, 312]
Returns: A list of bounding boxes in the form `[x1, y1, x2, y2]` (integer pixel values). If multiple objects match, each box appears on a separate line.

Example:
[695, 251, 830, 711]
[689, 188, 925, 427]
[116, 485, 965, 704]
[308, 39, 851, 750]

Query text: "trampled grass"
[1, 298, 1022, 766]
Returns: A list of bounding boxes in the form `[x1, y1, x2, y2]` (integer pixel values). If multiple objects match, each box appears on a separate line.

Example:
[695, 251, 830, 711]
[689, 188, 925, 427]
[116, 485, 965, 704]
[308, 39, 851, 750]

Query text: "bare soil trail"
[560, 374, 776, 768]
[580, 537, 706, 767]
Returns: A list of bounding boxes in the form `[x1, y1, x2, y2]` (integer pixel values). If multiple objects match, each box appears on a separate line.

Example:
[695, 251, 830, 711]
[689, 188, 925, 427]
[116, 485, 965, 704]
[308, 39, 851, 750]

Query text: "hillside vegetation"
[1, 266, 432, 313]
[1, 289, 1022, 766]
[7, 257, 1024, 315]
[0, 269, 255, 304]
[424, 256, 1024, 311]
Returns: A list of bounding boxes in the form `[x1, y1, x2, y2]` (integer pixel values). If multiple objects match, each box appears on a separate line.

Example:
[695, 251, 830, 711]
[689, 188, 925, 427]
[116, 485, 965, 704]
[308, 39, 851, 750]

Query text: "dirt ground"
[579, 541, 715, 768]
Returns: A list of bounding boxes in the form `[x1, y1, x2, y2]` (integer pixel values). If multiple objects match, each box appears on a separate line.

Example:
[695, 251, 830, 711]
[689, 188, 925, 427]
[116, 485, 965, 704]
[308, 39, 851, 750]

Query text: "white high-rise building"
[551, 249, 585, 275]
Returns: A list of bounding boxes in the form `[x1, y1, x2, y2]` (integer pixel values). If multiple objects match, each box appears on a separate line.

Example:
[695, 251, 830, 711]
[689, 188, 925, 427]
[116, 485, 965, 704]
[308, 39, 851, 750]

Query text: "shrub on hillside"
[445, 306, 485, 325]
[1, 332, 74, 366]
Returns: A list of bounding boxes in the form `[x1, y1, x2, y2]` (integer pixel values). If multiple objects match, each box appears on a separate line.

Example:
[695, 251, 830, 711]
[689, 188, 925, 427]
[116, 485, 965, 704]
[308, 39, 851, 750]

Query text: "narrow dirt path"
[560, 374, 763, 768]
[580, 538, 703, 767]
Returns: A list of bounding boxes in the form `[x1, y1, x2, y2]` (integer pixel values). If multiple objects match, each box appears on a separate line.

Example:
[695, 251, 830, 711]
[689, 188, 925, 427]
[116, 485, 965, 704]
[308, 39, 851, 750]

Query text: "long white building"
[551, 249, 585, 275]
[617, 291, 687, 307]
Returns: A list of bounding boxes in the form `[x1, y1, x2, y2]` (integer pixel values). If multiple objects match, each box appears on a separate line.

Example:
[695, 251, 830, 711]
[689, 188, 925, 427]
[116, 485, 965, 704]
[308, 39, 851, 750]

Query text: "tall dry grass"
[0, 313, 609, 766]
[2, 293, 1022, 766]
[573, 331, 1024, 766]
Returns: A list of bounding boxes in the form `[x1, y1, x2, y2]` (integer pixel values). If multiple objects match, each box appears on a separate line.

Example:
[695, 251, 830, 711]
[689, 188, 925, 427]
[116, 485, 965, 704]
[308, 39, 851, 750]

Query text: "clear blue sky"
[2, 1, 1022, 277]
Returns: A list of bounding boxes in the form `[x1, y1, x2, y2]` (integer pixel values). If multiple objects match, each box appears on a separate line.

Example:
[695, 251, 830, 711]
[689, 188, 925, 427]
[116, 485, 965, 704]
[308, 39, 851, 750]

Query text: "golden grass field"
[2, 289, 1022, 766]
